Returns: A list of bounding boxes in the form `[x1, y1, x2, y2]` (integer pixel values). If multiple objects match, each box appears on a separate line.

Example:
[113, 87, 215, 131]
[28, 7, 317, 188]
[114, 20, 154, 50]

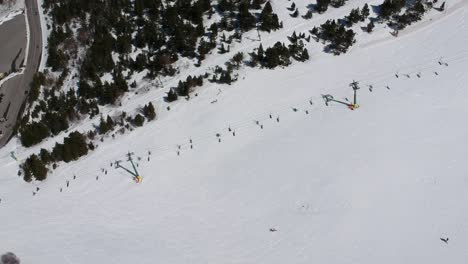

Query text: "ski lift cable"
[24, 54, 468, 180]
[356, 51, 468, 85]
[142, 55, 468, 160]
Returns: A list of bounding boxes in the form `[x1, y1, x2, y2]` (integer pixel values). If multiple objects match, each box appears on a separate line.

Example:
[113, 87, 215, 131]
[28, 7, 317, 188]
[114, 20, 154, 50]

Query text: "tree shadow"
[10, 48, 22, 73]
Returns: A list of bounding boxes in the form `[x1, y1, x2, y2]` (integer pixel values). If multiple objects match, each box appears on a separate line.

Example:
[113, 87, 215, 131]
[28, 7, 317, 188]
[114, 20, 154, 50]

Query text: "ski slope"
[1, 1, 468, 263]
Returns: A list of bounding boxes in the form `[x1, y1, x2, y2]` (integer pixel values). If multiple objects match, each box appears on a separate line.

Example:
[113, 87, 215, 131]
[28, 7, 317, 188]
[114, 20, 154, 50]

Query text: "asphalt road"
[0, 0, 42, 147]
[0, 15, 26, 73]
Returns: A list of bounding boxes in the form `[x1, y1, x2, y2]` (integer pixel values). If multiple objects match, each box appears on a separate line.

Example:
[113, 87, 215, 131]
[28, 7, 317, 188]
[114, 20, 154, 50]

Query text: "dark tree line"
[22, 131, 89, 181]
[26, 0, 284, 147]
[249, 38, 309, 69]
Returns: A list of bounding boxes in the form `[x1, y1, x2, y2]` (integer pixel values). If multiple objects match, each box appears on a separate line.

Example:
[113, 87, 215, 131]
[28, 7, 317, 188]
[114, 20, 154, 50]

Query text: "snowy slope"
[1, 1, 468, 263]
[0, 0, 23, 26]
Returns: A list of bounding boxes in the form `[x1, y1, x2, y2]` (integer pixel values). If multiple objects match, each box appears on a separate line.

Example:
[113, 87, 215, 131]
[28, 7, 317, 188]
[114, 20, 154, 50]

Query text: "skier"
[66, 180, 69, 187]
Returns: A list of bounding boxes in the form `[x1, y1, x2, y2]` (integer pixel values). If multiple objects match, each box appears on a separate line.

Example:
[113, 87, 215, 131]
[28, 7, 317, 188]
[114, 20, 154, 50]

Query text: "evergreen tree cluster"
[379, 0, 406, 19]
[316, 0, 349, 13]
[51, 131, 89, 163]
[20, 86, 78, 147]
[310, 20, 356, 54]
[258, 1, 282, 31]
[210, 66, 236, 85]
[77, 69, 129, 105]
[28, 72, 45, 104]
[249, 38, 310, 69]
[345, 4, 370, 27]
[143, 102, 156, 121]
[22, 131, 89, 181]
[22, 154, 48, 182]
[176, 75, 204, 97]
[377, 0, 430, 30]
[98, 115, 115, 135]
[32, 0, 284, 139]
[43, 0, 282, 84]
[391, 0, 428, 30]
[165, 75, 204, 102]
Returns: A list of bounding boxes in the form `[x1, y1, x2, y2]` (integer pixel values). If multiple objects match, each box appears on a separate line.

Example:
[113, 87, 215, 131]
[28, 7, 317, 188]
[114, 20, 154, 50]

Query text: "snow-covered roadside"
[0, 0, 24, 26]
[0, 67, 24, 87]
[22, 0, 29, 66]
[36, 0, 48, 71]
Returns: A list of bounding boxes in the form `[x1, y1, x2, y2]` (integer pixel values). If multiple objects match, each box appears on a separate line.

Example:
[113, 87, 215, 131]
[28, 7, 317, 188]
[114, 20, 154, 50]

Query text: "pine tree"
[316, 0, 331, 13]
[231, 52, 244, 69]
[20, 121, 50, 147]
[106, 115, 115, 129]
[302, 10, 313, 19]
[99, 116, 109, 134]
[133, 114, 145, 127]
[143, 102, 156, 120]
[330, 0, 345, 8]
[165, 88, 178, 102]
[366, 20, 375, 33]
[290, 9, 299, 18]
[39, 148, 52, 164]
[361, 3, 370, 20]
[23, 154, 48, 181]
[238, 0, 256, 31]
[259, 2, 281, 32]
[346, 8, 362, 25]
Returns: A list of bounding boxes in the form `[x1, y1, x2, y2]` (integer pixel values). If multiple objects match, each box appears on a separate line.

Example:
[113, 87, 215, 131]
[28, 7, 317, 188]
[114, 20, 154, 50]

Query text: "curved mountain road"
[0, 0, 42, 147]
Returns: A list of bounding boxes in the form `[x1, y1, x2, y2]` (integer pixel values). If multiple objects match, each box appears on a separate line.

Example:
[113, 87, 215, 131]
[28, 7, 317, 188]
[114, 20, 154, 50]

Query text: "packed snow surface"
[1, 0, 468, 263]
